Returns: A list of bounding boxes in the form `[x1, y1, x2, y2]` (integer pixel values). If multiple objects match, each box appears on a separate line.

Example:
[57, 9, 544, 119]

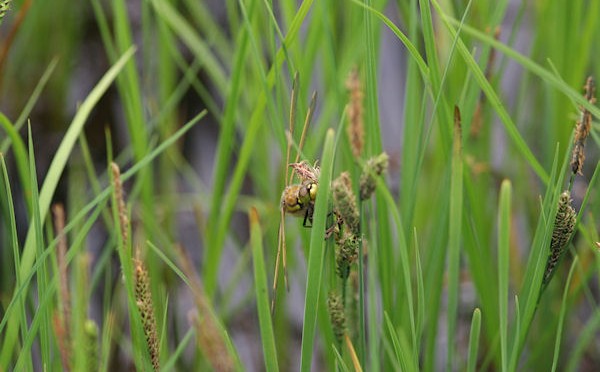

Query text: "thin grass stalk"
[52, 203, 71, 371]
[551, 256, 579, 372]
[498, 180, 512, 372]
[249, 208, 279, 372]
[447, 106, 463, 370]
[466, 308, 482, 372]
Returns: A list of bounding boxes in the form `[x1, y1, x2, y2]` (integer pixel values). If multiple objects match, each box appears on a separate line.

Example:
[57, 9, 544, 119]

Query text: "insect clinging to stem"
[271, 74, 319, 313]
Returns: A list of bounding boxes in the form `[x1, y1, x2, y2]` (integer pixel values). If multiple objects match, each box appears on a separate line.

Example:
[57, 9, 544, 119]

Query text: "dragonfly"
[272, 74, 319, 313]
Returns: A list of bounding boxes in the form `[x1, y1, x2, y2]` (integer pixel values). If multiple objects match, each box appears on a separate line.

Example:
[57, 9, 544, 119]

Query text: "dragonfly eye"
[307, 183, 317, 201]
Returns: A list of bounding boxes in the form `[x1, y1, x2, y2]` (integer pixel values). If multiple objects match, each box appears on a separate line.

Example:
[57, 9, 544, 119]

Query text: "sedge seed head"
[335, 230, 360, 279]
[327, 291, 346, 343]
[133, 259, 160, 371]
[570, 76, 595, 175]
[359, 152, 389, 200]
[333, 172, 360, 235]
[543, 191, 576, 286]
[345, 68, 364, 159]
[84, 320, 99, 371]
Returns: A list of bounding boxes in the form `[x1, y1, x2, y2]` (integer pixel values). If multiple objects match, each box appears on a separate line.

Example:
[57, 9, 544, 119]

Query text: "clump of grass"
[51, 203, 71, 371]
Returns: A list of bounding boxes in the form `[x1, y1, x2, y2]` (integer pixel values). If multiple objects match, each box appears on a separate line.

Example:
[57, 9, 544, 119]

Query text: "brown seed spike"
[570, 76, 595, 175]
[346, 67, 364, 159]
[359, 153, 389, 201]
[332, 172, 359, 236]
[111, 162, 130, 251]
[133, 256, 160, 371]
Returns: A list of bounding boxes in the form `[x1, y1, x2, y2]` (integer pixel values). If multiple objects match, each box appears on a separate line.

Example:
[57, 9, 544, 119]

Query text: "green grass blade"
[350, 0, 428, 78]
[565, 308, 600, 372]
[419, 0, 452, 147]
[200, 0, 250, 294]
[447, 107, 463, 371]
[414, 229, 425, 349]
[0, 58, 58, 153]
[0, 113, 29, 211]
[249, 208, 279, 372]
[300, 128, 335, 371]
[150, 0, 227, 95]
[498, 180, 512, 372]
[551, 256, 579, 372]
[384, 312, 407, 371]
[363, 0, 382, 153]
[27, 127, 51, 369]
[0, 155, 29, 370]
[466, 308, 482, 372]
[332, 344, 351, 372]
[162, 328, 195, 371]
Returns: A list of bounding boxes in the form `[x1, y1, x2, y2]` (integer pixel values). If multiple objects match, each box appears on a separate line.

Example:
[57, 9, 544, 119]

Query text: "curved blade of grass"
[0, 58, 58, 153]
[442, 17, 600, 121]
[0, 155, 29, 370]
[1, 46, 144, 364]
[384, 312, 407, 371]
[375, 170, 417, 363]
[150, 0, 226, 94]
[0, 113, 29, 209]
[498, 180, 512, 372]
[551, 256, 579, 372]
[28, 128, 51, 368]
[349, 0, 428, 78]
[565, 306, 600, 371]
[466, 308, 482, 372]
[162, 328, 195, 371]
[332, 344, 351, 372]
[249, 208, 279, 372]
[300, 128, 335, 371]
